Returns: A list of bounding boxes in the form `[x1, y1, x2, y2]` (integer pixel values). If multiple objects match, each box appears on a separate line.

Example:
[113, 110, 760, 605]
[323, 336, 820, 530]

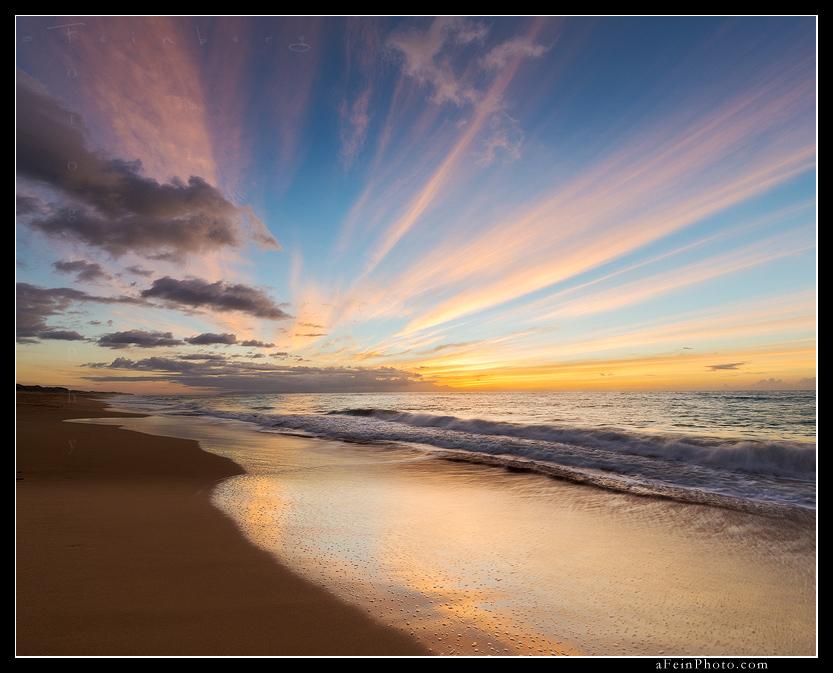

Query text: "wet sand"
[15, 392, 429, 656]
[213, 434, 818, 656]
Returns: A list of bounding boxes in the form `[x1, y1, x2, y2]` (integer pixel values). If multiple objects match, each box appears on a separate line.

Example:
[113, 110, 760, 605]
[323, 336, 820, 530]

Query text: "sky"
[15, 16, 816, 394]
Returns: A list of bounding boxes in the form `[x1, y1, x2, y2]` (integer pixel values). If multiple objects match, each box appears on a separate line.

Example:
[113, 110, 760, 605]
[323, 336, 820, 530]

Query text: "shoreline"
[15, 392, 430, 656]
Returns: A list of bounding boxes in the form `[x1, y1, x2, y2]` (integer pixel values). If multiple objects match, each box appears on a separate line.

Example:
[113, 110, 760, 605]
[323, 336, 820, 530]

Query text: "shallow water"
[111, 391, 817, 512]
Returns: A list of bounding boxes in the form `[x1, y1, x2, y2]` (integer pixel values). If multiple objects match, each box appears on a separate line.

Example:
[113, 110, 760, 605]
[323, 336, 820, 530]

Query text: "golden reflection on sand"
[214, 442, 814, 656]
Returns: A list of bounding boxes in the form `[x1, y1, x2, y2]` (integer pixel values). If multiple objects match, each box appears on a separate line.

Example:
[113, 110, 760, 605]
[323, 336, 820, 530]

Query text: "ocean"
[96, 390, 816, 655]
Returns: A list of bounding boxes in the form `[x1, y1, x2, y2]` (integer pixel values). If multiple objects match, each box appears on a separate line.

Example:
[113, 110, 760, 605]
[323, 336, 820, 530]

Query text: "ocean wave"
[261, 410, 815, 510]
[105, 395, 816, 511]
[327, 408, 815, 480]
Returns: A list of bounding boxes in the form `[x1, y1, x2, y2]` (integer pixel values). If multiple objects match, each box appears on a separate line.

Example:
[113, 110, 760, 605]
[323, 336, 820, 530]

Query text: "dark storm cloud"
[17, 284, 90, 338]
[16, 282, 142, 343]
[80, 358, 449, 393]
[16, 194, 43, 216]
[84, 356, 202, 373]
[84, 356, 222, 372]
[749, 377, 817, 391]
[97, 330, 185, 349]
[178, 353, 230, 361]
[141, 276, 291, 320]
[36, 330, 86, 341]
[16, 70, 279, 259]
[53, 260, 111, 283]
[184, 333, 238, 345]
[707, 362, 748, 371]
[125, 265, 154, 278]
[240, 339, 277, 348]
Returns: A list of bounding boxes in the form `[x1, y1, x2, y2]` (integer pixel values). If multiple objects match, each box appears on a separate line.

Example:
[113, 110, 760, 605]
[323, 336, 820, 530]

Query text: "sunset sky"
[16, 16, 816, 394]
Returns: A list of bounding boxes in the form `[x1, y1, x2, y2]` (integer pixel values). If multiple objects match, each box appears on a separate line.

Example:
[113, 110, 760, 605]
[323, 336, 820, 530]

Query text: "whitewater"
[112, 390, 815, 514]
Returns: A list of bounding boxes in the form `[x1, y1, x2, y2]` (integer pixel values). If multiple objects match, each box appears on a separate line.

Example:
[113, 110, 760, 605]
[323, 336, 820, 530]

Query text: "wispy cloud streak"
[374, 58, 814, 335]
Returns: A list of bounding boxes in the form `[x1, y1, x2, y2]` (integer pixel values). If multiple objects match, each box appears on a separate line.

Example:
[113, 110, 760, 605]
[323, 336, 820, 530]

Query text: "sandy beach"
[16, 390, 816, 657]
[15, 392, 429, 656]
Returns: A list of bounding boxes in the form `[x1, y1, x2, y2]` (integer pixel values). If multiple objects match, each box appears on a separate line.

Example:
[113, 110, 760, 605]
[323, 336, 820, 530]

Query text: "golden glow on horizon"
[421, 342, 816, 391]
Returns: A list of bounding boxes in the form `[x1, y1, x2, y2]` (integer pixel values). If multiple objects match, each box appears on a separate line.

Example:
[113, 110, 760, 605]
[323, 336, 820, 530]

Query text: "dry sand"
[15, 392, 429, 656]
